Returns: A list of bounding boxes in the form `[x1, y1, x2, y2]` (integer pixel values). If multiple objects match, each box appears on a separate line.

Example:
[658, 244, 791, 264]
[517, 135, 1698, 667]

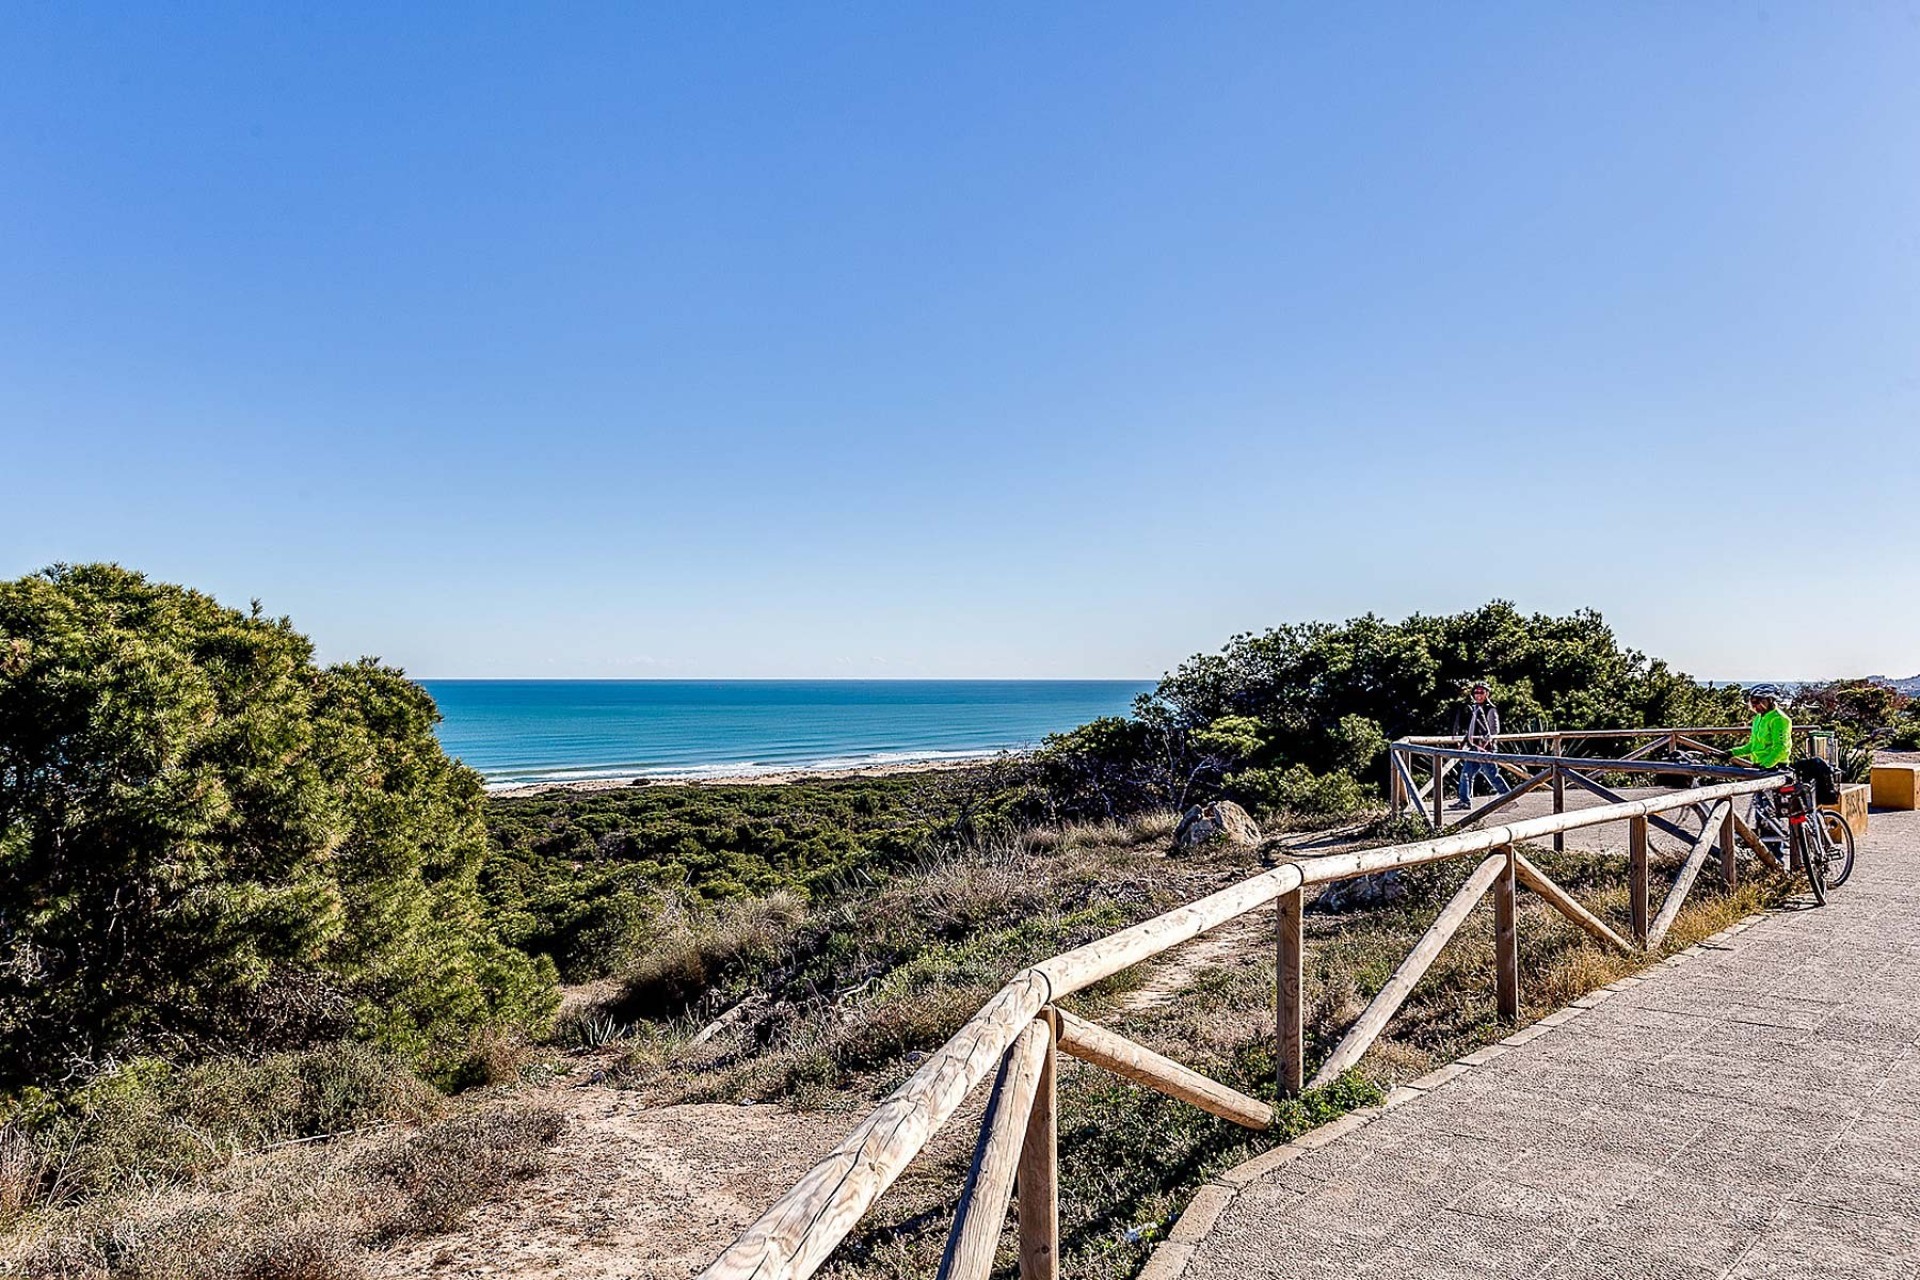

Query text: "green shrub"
[1226, 764, 1367, 818]
[480, 771, 1003, 980]
[0, 564, 556, 1087]
[1034, 602, 1744, 822]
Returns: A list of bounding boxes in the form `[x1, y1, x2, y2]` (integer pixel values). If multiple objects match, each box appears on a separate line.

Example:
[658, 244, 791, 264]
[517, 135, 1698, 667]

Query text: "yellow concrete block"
[1823, 783, 1869, 836]
[1870, 765, 1920, 810]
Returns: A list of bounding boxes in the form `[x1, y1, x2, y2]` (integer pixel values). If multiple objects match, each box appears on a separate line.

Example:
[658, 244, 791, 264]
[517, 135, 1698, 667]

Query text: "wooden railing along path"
[701, 731, 1785, 1280]
[1389, 724, 1832, 847]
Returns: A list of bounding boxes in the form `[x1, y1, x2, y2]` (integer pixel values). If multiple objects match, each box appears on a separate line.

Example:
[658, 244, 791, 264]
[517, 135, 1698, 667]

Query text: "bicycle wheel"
[1820, 811, 1856, 889]
[1798, 828, 1827, 906]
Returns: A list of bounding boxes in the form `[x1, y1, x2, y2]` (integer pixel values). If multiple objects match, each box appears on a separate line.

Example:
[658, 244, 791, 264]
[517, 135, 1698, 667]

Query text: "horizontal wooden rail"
[1555, 767, 1695, 843]
[1395, 725, 1806, 746]
[702, 756, 1782, 1280]
[1454, 766, 1555, 826]
[1402, 745, 1761, 778]
[1055, 1008, 1272, 1130]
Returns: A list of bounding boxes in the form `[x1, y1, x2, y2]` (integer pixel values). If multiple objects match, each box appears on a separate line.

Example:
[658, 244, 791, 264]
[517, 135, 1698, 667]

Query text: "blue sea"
[421, 680, 1154, 789]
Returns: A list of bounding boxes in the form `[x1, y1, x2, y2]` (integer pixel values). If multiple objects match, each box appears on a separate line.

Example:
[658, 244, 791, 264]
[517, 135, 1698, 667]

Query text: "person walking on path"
[1451, 680, 1510, 809]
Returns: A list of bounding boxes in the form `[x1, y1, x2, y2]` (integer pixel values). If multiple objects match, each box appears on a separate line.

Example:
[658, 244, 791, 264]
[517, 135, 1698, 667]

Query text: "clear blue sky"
[3, 4, 1916, 681]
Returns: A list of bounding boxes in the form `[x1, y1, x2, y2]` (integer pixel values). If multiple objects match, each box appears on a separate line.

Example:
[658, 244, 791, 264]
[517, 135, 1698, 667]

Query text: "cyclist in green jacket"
[1729, 685, 1792, 769]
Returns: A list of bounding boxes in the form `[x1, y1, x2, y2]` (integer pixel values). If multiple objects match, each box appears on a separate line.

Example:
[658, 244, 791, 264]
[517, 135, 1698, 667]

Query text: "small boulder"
[1310, 869, 1408, 914]
[1174, 800, 1262, 850]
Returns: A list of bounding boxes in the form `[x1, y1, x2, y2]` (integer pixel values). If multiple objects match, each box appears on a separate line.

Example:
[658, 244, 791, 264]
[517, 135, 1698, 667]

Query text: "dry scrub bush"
[351, 1104, 565, 1241]
[8, 1045, 443, 1207]
[613, 891, 806, 1019]
[10, 1103, 566, 1280]
[1, 1125, 51, 1230]
[630, 834, 1194, 1108]
[447, 1026, 540, 1090]
[11, 1143, 365, 1280]
[1127, 810, 1181, 842]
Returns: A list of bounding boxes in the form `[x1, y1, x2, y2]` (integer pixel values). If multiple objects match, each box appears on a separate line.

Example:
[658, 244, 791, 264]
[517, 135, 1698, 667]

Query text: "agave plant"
[1838, 740, 1876, 784]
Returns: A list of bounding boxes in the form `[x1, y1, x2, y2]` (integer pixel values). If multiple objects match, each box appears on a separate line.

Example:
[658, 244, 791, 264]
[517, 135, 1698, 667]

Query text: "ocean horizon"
[421, 679, 1155, 789]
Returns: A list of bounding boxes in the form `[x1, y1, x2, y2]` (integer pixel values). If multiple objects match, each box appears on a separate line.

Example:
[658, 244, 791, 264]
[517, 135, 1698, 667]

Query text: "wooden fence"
[1388, 724, 1828, 852]
[699, 739, 1787, 1280]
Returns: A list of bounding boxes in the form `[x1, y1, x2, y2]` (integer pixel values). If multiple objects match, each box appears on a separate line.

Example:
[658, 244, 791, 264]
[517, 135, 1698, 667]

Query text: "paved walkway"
[1177, 808, 1920, 1280]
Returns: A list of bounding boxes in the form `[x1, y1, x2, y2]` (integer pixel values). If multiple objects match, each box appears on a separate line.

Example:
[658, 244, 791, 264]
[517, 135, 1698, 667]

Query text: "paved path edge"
[1135, 913, 1773, 1280]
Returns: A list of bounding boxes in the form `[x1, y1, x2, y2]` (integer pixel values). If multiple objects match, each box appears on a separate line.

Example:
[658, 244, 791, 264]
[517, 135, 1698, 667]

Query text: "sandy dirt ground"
[367, 1092, 855, 1280]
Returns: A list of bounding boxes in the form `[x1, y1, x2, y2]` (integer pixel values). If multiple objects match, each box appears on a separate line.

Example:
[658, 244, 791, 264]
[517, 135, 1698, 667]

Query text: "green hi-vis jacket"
[1730, 707, 1793, 769]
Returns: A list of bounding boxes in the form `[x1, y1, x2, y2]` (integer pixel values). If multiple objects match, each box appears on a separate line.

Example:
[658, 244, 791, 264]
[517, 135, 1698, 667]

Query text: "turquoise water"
[421, 680, 1154, 788]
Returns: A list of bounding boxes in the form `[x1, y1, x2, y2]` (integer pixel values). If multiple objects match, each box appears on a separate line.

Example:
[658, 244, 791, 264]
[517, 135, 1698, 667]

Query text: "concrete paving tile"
[1370, 1210, 1573, 1279]
[1727, 1223, 1916, 1280]
[1785, 1193, 1920, 1256]
[1445, 1171, 1618, 1232]
[1574, 1206, 1756, 1273]
[1176, 1216, 1381, 1280]
[1248, 1174, 1443, 1243]
[1536, 1235, 1737, 1280]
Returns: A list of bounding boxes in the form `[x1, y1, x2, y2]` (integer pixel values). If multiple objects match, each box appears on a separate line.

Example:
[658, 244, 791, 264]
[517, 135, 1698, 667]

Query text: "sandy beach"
[485, 753, 1009, 798]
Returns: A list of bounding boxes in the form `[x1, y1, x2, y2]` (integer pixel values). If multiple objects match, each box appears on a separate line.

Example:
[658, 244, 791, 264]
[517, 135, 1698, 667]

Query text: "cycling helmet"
[1746, 683, 1781, 702]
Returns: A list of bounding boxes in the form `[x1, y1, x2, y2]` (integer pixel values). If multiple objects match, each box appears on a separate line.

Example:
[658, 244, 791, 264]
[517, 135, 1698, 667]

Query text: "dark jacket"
[1451, 700, 1501, 750]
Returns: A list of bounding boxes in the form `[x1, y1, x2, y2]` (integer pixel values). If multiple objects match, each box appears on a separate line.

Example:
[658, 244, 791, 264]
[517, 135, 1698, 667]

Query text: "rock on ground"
[1176, 801, 1262, 850]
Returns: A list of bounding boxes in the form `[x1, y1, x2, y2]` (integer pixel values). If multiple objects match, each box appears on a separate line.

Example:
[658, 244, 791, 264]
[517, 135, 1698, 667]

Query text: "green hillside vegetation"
[482, 764, 1032, 982]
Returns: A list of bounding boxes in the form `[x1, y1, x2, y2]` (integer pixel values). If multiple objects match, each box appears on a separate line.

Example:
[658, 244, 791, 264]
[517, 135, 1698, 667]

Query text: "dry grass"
[6, 1102, 565, 1280]
[611, 890, 809, 1021]
[0, 1128, 51, 1232]
[0, 1044, 445, 1221]
[609, 830, 1231, 1111]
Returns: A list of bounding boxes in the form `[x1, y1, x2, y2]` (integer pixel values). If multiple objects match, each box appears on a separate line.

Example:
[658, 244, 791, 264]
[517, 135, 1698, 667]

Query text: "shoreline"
[484, 753, 1011, 799]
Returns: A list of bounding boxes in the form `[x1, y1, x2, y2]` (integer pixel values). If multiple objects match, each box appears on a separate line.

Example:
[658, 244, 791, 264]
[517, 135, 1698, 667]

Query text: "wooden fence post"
[1494, 845, 1519, 1022]
[1720, 807, 1737, 893]
[1276, 889, 1304, 1097]
[1388, 749, 1404, 817]
[1432, 751, 1445, 827]
[1551, 737, 1566, 853]
[1016, 1012, 1058, 1280]
[1629, 816, 1649, 947]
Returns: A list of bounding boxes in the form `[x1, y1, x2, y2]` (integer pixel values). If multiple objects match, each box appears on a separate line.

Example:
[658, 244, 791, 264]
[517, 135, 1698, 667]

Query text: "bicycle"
[1675, 749, 1855, 897]
[1749, 769, 1856, 904]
